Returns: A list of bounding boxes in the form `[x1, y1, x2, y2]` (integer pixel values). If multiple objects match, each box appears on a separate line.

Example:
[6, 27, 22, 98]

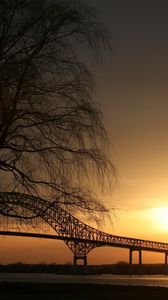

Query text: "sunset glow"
[151, 207, 168, 233]
[1, 1, 168, 268]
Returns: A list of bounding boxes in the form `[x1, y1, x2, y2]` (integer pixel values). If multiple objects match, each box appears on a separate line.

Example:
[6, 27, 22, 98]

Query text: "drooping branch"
[0, 0, 116, 222]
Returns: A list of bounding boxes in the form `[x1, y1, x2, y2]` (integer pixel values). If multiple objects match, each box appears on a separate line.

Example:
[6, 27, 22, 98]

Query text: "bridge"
[0, 192, 168, 272]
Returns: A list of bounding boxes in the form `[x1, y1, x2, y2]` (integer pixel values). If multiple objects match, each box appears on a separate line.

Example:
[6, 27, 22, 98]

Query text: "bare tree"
[0, 0, 116, 221]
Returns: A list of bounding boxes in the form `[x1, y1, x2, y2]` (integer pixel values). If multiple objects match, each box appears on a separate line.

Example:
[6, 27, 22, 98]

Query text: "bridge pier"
[73, 255, 87, 266]
[139, 250, 142, 274]
[129, 248, 133, 274]
[129, 249, 143, 274]
[165, 252, 168, 275]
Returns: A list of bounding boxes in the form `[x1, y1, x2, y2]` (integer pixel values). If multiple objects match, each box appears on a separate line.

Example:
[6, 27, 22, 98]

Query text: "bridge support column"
[139, 250, 142, 274]
[73, 255, 87, 266]
[129, 249, 133, 275]
[165, 252, 168, 275]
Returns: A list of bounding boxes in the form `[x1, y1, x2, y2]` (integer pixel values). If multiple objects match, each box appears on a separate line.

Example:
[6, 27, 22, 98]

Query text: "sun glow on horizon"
[150, 207, 168, 232]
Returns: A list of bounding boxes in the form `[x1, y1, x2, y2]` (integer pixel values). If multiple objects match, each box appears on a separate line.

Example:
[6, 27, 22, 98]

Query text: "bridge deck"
[1, 230, 168, 254]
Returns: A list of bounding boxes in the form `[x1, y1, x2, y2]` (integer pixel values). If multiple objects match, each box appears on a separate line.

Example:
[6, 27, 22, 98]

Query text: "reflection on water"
[1, 273, 168, 287]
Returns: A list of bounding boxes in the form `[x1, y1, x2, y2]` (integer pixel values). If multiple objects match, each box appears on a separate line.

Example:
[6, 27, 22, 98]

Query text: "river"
[1, 273, 168, 287]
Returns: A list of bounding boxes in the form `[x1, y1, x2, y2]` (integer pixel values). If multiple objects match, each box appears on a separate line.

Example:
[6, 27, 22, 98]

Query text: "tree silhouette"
[0, 0, 115, 221]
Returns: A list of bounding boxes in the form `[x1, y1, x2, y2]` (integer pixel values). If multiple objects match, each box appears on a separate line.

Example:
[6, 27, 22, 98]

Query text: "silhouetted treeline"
[0, 263, 167, 275]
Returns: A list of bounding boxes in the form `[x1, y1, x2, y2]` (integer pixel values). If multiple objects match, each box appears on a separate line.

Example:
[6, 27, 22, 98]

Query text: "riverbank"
[1, 282, 168, 300]
[0, 262, 168, 275]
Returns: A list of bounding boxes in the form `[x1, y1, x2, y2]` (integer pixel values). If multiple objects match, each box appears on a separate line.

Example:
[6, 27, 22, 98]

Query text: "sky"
[1, 0, 168, 265]
[90, 1, 168, 238]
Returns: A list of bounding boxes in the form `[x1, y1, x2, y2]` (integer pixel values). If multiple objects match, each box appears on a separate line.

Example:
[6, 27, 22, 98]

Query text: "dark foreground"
[1, 263, 168, 274]
[1, 283, 168, 300]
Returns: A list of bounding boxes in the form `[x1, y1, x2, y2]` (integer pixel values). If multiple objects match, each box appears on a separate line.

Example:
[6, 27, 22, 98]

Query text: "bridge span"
[1, 230, 168, 273]
[0, 192, 168, 272]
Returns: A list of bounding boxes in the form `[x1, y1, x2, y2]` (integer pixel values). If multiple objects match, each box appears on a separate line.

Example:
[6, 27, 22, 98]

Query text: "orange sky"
[1, 1, 168, 265]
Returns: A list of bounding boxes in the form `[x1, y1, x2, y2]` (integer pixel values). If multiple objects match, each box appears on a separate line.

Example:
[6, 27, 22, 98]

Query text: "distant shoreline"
[0, 262, 168, 275]
[0, 282, 168, 300]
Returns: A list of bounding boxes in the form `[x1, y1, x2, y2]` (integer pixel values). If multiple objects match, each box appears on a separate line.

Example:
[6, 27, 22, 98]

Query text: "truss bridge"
[0, 192, 168, 271]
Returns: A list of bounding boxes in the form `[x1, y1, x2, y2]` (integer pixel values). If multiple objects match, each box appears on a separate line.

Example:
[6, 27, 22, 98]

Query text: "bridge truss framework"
[0, 192, 168, 271]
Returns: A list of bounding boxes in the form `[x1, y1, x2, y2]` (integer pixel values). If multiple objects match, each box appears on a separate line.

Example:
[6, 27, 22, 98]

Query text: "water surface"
[1, 273, 168, 287]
